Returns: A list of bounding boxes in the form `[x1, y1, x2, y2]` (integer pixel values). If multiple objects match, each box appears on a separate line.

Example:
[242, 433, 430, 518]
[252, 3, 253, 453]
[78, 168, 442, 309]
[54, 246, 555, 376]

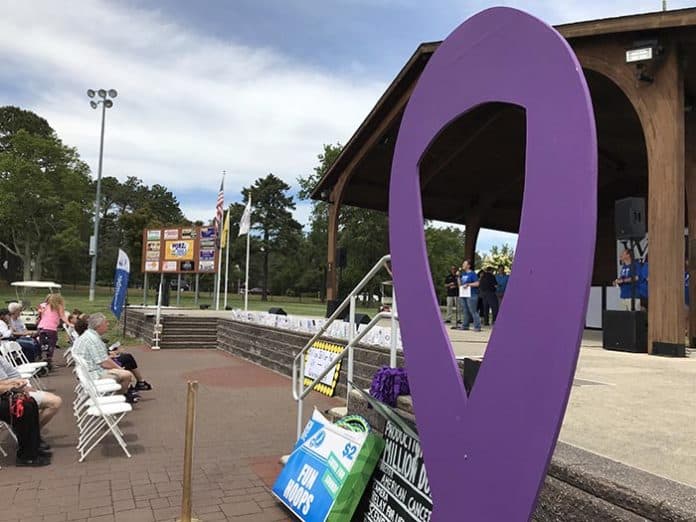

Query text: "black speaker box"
[326, 299, 348, 319]
[268, 307, 287, 316]
[652, 342, 686, 357]
[603, 310, 647, 352]
[462, 358, 482, 396]
[615, 197, 646, 240]
[344, 313, 370, 325]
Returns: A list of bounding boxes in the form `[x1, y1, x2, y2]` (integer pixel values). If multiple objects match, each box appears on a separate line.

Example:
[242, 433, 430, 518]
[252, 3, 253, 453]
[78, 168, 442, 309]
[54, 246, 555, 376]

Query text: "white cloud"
[0, 0, 384, 214]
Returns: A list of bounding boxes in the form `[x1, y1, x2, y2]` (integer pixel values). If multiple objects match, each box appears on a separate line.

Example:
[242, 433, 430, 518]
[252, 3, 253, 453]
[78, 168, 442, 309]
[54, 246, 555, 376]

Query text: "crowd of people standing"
[445, 261, 510, 331]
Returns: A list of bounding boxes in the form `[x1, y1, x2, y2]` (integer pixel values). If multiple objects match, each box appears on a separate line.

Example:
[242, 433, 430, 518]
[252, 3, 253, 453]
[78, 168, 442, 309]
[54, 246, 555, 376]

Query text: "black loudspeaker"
[268, 307, 287, 316]
[652, 342, 686, 357]
[326, 299, 346, 319]
[602, 310, 647, 352]
[344, 313, 370, 325]
[462, 358, 482, 396]
[337, 247, 347, 269]
[615, 197, 646, 240]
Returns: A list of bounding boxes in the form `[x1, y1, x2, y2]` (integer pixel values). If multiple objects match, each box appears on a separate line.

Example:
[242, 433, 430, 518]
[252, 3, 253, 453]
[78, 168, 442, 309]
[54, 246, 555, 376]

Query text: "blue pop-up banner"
[110, 249, 130, 319]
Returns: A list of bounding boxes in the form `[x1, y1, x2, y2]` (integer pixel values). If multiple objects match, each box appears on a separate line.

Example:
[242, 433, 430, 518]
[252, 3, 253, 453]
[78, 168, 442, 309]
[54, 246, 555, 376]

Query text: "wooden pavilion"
[310, 8, 696, 352]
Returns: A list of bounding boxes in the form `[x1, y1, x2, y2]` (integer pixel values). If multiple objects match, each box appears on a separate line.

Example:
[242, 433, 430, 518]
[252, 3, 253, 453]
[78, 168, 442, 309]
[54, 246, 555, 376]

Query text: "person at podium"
[613, 249, 640, 311]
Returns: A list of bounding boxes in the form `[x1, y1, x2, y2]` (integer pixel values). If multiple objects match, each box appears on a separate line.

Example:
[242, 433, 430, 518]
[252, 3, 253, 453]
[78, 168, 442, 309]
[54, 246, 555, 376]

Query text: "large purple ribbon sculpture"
[389, 7, 597, 521]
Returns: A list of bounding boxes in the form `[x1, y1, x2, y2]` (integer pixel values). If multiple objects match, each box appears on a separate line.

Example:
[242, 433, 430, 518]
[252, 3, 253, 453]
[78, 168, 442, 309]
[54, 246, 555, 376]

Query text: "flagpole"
[214, 171, 226, 311]
[215, 244, 223, 310]
[224, 207, 231, 309]
[244, 230, 250, 311]
[244, 195, 252, 311]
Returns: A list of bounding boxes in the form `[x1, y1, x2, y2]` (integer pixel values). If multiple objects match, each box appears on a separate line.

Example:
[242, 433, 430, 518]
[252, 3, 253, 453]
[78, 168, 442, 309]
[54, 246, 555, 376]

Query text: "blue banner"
[111, 249, 130, 319]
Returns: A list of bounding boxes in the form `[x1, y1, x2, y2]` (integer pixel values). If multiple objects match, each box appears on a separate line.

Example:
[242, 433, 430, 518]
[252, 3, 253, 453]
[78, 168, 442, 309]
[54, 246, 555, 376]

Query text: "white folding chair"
[62, 324, 79, 367]
[70, 354, 123, 420]
[73, 365, 132, 462]
[0, 420, 17, 458]
[0, 341, 46, 390]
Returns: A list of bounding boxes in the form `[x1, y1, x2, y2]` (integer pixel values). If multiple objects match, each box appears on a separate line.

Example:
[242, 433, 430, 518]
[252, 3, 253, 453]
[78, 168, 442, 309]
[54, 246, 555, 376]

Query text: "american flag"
[214, 174, 225, 243]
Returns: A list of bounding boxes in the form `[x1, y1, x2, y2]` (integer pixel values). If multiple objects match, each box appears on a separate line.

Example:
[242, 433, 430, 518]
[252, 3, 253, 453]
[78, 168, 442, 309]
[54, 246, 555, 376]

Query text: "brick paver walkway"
[1, 346, 340, 521]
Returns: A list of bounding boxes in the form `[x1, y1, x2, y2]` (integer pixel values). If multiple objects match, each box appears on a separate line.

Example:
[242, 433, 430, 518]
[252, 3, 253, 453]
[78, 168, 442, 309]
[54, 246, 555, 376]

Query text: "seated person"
[0, 367, 51, 466]
[7, 303, 42, 362]
[71, 313, 139, 403]
[0, 309, 12, 341]
[0, 358, 62, 430]
[108, 343, 152, 391]
[65, 309, 83, 342]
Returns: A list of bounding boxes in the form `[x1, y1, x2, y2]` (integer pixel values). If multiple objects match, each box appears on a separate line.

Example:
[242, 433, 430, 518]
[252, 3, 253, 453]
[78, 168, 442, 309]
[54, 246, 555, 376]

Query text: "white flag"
[238, 198, 252, 236]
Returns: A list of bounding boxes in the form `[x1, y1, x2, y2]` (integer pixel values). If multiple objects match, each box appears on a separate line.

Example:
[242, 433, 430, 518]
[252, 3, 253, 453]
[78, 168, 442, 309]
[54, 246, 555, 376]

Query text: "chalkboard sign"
[357, 420, 432, 522]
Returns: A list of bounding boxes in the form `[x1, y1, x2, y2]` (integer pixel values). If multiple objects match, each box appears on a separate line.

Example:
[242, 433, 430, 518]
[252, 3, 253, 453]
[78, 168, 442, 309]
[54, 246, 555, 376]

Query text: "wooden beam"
[420, 109, 507, 191]
[558, 8, 696, 39]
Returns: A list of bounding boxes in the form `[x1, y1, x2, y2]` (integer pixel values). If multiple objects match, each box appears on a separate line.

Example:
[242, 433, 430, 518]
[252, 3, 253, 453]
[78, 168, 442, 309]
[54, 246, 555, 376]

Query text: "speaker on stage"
[344, 313, 370, 325]
[602, 310, 647, 353]
[462, 358, 481, 396]
[615, 197, 646, 240]
[326, 299, 347, 319]
[652, 342, 686, 357]
[268, 307, 287, 316]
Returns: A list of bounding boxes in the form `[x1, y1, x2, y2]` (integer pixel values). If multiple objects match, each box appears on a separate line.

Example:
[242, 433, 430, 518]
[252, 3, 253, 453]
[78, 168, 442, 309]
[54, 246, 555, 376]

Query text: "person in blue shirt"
[459, 259, 481, 332]
[495, 266, 509, 305]
[613, 249, 640, 310]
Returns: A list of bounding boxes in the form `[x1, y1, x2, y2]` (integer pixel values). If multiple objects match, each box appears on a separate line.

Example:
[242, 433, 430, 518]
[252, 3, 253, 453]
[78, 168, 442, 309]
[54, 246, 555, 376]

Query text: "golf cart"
[10, 281, 62, 330]
[380, 280, 394, 312]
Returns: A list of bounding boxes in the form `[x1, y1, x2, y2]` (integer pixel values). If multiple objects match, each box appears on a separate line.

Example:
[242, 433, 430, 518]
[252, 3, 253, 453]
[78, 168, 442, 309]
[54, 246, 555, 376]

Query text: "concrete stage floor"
[147, 307, 696, 488]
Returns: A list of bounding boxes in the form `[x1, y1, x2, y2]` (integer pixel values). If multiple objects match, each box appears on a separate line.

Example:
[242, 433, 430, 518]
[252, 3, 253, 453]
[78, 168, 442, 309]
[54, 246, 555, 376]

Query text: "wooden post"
[177, 381, 199, 522]
[326, 201, 340, 301]
[464, 215, 481, 267]
[643, 44, 685, 351]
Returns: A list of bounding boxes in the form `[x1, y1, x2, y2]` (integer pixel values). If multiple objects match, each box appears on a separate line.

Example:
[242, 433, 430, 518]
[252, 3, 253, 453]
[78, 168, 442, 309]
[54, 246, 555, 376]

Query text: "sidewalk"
[1, 346, 340, 522]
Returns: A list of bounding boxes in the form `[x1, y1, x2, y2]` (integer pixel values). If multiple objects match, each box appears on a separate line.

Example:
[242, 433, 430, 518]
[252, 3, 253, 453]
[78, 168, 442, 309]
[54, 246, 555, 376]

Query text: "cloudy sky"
[1, 0, 692, 252]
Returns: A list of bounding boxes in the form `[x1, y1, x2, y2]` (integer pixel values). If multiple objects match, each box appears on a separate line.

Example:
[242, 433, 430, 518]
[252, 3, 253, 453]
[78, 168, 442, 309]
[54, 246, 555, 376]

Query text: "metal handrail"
[291, 254, 397, 439]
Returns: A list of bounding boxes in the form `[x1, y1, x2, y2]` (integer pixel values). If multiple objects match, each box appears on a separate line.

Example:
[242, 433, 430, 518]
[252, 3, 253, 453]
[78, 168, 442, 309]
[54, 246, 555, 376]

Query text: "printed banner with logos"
[140, 226, 217, 273]
[355, 420, 432, 522]
[273, 409, 383, 522]
[110, 249, 130, 319]
[304, 341, 343, 397]
[165, 240, 194, 260]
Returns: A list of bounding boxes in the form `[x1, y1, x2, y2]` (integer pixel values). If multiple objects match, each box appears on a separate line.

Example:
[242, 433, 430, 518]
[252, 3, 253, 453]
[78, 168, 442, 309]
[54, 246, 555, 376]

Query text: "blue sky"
[1, 0, 694, 253]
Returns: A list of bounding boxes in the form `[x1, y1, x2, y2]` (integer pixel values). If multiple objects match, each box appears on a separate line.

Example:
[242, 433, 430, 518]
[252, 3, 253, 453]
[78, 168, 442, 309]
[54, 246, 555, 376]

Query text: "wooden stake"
[178, 381, 200, 522]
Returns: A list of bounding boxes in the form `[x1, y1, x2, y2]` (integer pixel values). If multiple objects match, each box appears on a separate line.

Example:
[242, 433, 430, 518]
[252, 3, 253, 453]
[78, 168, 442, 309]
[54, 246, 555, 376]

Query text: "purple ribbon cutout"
[389, 7, 597, 520]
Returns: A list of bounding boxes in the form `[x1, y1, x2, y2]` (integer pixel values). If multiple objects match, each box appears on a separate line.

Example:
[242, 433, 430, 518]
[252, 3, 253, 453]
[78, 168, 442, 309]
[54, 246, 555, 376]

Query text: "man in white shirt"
[72, 313, 137, 402]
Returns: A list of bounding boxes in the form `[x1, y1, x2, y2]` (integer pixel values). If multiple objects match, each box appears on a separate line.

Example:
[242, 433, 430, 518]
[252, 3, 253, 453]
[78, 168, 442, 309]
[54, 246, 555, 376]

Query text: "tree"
[425, 226, 467, 303]
[242, 174, 302, 301]
[0, 129, 92, 280]
[0, 106, 53, 152]
[481, 244, 515, 272]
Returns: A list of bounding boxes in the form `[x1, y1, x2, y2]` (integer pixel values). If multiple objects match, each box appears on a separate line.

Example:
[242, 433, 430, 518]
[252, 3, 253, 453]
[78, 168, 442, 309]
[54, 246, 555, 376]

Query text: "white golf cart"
[10, 281, 62, 330]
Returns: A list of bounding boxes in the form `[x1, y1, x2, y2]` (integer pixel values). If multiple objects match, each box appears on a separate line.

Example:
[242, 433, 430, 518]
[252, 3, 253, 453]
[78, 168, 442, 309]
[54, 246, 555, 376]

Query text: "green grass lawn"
[0, 283, 382, 345]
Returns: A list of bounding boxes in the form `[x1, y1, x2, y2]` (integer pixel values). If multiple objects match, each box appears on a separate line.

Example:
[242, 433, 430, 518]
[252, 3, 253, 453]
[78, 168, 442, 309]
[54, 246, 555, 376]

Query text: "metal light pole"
[87, 88, 117, 301]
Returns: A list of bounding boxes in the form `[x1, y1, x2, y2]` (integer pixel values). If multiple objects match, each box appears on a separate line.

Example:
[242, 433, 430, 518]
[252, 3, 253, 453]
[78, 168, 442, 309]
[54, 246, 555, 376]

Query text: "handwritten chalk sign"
[358, 421, 432, 522]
